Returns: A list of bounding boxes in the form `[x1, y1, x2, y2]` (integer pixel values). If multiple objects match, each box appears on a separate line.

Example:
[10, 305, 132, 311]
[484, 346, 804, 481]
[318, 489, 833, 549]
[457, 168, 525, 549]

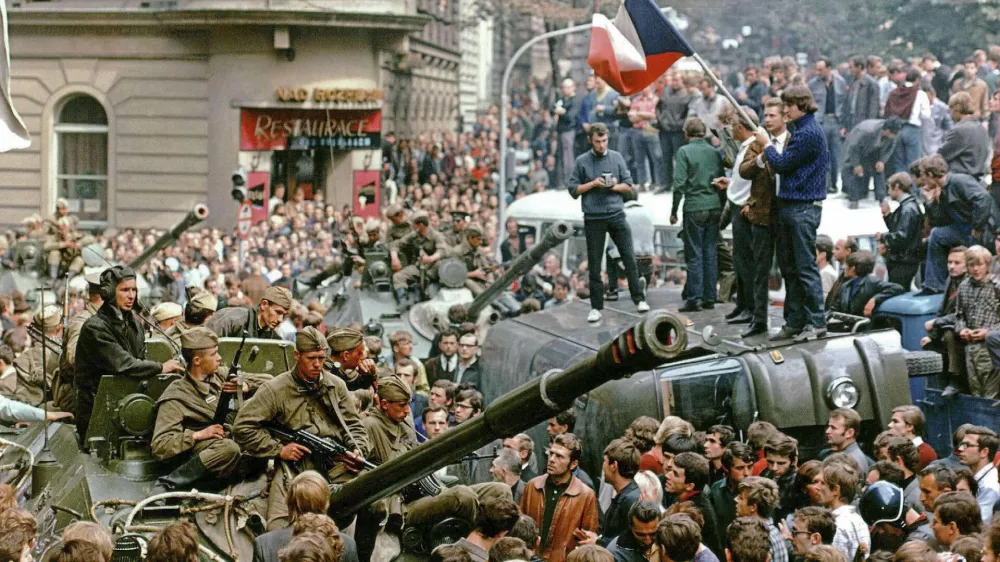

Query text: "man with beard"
[75, 266, 184, 436]
[859, 481, 936, 554]
[206, 285, 291, 339]
[606, 501, 662, 562]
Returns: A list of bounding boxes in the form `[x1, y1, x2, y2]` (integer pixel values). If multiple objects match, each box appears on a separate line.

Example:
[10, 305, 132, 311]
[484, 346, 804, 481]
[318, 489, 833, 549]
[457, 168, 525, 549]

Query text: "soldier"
[232, 327, 370, 531]
[390, 210, 448, 310]
[443, 210, 470, 248]
[43, 216, 93, 281]
[383, 204, 412, 246]
[75, 266, 185, 436]
[21, 214, 44, 239]
[448, 222, 493, 296]
[163, 291, 218, 347]
[206, 285, 291, 339]
[150, 302, 183, 330]
[57, 271, 103, 412]
[327, 327, 380, 393]
[150, 327, 270, 491]
[12, 305, 62, 406]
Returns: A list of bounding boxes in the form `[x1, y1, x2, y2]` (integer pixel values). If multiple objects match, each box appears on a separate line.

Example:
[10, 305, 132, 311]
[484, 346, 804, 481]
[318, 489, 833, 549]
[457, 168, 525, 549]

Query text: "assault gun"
[212, 329, 248, 425]
[265, 424, 444, 502]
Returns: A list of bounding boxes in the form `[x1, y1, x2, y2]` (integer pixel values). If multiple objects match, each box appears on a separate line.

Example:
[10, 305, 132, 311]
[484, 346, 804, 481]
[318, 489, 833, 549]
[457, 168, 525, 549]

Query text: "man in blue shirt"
[753, 86, 830, 341]
[568, 123, 649, 323]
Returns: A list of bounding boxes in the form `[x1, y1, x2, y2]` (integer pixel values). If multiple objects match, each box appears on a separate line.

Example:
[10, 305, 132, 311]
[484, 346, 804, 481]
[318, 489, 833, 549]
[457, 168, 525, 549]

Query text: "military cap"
[377, 375, 412, 402]
[327, 327, 364, 353]
[189, 291, 218, 313]
[180, 326, 218, 351]
[57, 216, 75, 228]
[364, 219, 381, 233]
[150, 302, 183, 322]
[33, 304, 61, 329]
[56, 198, 69, 209]
[296, 326, 329, 353]
[465, 222, 485, 238]
[451, 211, 470, 223]
[261, 285, 293, 309]
[85, 270, 105, 289]
[385, 204, 404, 217]
[20, 214, 39, 225]
[411, 210, 430, 225]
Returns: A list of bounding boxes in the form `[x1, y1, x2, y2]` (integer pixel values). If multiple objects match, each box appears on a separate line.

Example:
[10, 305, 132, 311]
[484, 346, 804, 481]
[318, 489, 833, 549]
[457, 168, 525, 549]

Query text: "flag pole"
[691, 52, 760, 130]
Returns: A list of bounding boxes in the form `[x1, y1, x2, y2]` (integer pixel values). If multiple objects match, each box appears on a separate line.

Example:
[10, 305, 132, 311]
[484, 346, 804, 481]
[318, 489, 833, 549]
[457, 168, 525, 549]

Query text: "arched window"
[54, 95, 108, 223]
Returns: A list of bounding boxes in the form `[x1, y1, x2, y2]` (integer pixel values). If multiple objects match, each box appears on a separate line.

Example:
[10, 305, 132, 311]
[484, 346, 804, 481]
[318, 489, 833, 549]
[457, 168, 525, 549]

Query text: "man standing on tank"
[568, 122, 649, 323]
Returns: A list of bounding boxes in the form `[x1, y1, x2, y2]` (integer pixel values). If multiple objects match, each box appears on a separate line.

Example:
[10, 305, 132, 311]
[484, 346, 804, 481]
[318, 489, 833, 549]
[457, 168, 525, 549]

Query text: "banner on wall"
[247, 171, 270, 224]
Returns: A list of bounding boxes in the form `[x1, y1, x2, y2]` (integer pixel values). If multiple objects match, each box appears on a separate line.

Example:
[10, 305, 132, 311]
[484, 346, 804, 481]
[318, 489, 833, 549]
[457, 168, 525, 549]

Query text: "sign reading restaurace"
[239, 108, 382, 151]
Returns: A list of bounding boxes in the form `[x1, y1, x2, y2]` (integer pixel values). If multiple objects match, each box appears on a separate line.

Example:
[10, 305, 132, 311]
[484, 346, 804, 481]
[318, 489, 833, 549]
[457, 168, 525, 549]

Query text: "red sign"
[353, 170, 380, 219]
[240, 108, 382, 151]
[247, 171, 270, 224]
[237, 201, 253, 240]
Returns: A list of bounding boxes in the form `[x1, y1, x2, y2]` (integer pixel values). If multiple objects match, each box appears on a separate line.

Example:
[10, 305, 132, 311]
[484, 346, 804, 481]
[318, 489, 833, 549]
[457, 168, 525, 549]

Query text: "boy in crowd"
[921, 246, 969, 396]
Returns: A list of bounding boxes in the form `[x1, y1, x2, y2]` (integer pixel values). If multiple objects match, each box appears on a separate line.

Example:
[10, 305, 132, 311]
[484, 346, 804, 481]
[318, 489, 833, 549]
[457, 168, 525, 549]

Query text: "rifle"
[212, 329, 248, 425]
[27, 325, 62, 357]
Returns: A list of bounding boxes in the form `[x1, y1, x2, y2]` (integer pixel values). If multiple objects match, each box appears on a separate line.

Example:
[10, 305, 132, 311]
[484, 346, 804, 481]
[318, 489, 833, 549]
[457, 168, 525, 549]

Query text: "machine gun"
[264, 424, 445, 503]
[213, 330, 248, 425]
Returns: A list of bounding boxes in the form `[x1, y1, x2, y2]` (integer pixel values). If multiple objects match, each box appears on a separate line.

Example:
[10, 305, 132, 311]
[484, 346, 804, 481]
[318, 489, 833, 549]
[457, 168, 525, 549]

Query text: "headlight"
[827, 377, 859, 409]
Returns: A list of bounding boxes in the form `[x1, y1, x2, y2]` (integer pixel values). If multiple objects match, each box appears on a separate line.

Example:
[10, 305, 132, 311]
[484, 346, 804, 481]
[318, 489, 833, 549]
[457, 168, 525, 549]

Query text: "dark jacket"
[556, 94, 582, 133]
[926, 172, 998, 237]
[671, 138, 725, 215]
[842, 119, 899, 168]
[252, 525, 359, 562]
[846, 73, 881, 130]
[808, 74, 847, 122]
[708, 478, 738, 537]
[881, 194, 924, 264]
[656, 86, 692, 132]
[607, 529, 647, 562]
[739, 139, 776, 227]
[599, 481, 641, 546]
[764, 113, 829, 202]
[938, 118, 991, 177]
[425, 354, 458, 387]
[833, 276, 906, 317]
[689, 490, 722, 557]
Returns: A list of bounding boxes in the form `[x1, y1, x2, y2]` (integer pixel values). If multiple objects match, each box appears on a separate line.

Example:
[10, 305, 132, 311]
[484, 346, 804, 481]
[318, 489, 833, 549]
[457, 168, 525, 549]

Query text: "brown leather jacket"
[520, 475, 599, 562]
[738, 140, 776, 227]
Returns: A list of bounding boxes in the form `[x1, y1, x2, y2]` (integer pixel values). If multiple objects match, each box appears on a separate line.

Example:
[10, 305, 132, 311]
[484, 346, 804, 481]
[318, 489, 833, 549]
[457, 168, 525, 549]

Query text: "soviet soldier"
[149, 302, 183, 331]
[163, 291, 218, 347]
[383, 204, 412, 246]
[42, 198, 70, 238]
[151, 327, 271, 491]
[327, 327, 380, 393]
[206, 285, 291, 340]
[232, 327, 370, 531]
[443, 210, 469, 248]
[448, 222, 493, 296]
[13, 304, 62, 407]
[390, 211, 448, 309]
[75, 266, 185, 436]
[43, 216, 92, 281]
[57, 271, 104, 412]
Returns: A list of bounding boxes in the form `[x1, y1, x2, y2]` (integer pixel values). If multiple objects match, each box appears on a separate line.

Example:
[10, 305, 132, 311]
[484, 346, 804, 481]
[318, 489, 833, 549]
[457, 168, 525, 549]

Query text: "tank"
[318, 221, 572, 358]
[126, 204, 210, 270]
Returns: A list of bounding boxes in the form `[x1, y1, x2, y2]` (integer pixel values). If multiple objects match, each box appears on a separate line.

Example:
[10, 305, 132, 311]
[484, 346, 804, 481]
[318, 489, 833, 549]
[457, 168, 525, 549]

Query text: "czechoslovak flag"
[587, 0, 695, 95]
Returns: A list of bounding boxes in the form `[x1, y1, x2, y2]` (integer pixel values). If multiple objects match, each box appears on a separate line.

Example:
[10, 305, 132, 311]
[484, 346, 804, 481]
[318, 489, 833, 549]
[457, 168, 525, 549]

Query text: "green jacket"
[671, 138, 724, 216]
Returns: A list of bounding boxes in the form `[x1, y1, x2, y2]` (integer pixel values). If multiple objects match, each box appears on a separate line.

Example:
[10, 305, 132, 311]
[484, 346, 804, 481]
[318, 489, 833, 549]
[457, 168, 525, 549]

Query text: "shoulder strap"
[318, 374, 363, 452]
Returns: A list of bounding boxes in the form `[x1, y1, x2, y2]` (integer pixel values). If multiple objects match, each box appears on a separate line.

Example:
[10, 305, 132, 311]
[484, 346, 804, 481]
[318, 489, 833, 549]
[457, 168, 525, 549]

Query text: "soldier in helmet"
[327, 327, 380, 397]
[57, 271, 104, 412]
[163, 291, 218, 347]
[389, 210, 448, 310]
[43, 215, 92, 280]
[75, 266, 185, 436]
[151, 327, 271, 491]
[232, 327, 370, 531]
[448, 222, 493, 296]
[206, 285, 291, 339]
[383, 204, 412, 246]
[12, 304, 62, 406]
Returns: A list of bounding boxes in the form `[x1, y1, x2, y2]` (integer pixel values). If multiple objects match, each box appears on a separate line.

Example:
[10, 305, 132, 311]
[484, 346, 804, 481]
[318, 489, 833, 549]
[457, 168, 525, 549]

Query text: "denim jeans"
[659, 129, 686, 188]
[890, 123, 922, 177]
[842, 164, 886, 202]
[822, 116, 842, 191]
[619, 127, 639, 183]
[633, 130, 663, 185]
[749, 222, 774, 326]
[584, 213, 643, 310]
[774, 200, 825, 329]
[682, 210, 721, 304]
[730, 205, 754, 312]
[923, 223, 973, 291]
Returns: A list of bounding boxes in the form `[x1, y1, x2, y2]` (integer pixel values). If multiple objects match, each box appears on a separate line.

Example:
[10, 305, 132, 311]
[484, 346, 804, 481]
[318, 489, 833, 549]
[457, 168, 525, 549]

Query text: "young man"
[389, 330, 429, 394]
[822, 408, 873, 473]
[725, 517, 771, 562]
[420, 405, 450, 440]
[815, 236, 838, 300]
[425, 329, 459, 387]
[888, 405, 938, 470]
[567, 122, 648, 323]
[736, 478, 787, 562]
[0, 508, 37, 562]
[921, 246, 968, 396]
[394, 359, 428, 426]
[597, 438, 641, 546]
[814, 459, 870, 561]
[710, 442, 756, 534]
[884, 436, 923, 511]
[931, 491, 983, 550]
[656, 513, 701, 562]
[455, 332, 482, 389]
[877, 171, 925, 288]
[671, 117, 725, 313]
[947, 246, 1000, 399]
[504, 433, 538, 482]
[826, 250, 905, 324]
[704, 425, 736, 485]
[607, 501, 662, 562]
[958, 425, 1000, 521]
[520, 433, 599, 562]
[207, 284, 291, 339]
[762, 434, 799, 522]
[789, 507, 836, 557]
[824, 237, 858, 312]
[452, 497, 521, 562]
[665, 452, 721, 556]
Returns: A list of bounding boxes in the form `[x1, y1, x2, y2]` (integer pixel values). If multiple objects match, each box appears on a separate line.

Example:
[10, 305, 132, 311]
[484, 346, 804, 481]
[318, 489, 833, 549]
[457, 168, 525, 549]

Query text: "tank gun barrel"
[127, 204, 209, 270]
[466, 221, 571, 321]
[329, 311, 688, 518]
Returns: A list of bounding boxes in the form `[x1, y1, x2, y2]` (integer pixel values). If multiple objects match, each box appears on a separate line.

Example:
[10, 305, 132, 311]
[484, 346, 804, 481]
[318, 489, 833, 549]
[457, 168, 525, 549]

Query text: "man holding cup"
[568, 122, 649, 322]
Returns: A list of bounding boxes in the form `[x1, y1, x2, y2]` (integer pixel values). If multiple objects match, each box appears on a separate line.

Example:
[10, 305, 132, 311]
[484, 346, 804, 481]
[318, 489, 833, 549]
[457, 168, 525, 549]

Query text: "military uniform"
[162, 291, 218, 347]
[163, 321, 191, 348]
[58, 272, 102, 412]
[43, 215, 93, 279]
[232, 327, 370, 530]
[205, 285, 291, 339]
[447, 223, 491, 296]
[390, 224, 449, 288]
[383, 204, 413, 247]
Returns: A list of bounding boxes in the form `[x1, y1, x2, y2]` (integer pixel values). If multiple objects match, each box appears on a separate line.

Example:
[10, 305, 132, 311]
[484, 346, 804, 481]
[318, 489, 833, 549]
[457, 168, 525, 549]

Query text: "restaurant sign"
[240, 108, 381, 151]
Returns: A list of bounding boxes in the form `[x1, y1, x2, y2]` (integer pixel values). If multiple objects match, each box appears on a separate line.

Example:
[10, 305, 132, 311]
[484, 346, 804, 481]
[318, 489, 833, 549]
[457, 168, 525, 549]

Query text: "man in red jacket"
[888, 405, 938, 470]
[519, 433, 598, 562]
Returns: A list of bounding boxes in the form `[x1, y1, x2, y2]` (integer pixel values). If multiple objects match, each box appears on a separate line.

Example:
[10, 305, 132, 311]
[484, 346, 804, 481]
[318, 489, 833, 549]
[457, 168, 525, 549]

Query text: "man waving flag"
[0, 1, 29, 152]
[587, 0, 695, 95]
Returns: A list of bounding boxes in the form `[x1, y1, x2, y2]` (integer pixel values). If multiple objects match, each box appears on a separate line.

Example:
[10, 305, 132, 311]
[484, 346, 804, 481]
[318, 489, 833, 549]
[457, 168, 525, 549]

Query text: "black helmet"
[859, 481, 905, 527]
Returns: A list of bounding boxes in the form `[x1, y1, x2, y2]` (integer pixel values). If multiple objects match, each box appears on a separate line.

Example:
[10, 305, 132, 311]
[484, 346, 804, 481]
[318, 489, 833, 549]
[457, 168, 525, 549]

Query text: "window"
[54, 95, 108, 223]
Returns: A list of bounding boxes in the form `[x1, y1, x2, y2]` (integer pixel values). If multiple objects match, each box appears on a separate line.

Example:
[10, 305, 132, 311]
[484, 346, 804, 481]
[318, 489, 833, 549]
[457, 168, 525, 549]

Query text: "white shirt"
[831, 504, 871, 562]
[974, 463, 1000, 522]
[439, 354, 457, 373]
[757, 130, 788, 195]
[907, 87, 931, 126]
[728, 137, 756, 206]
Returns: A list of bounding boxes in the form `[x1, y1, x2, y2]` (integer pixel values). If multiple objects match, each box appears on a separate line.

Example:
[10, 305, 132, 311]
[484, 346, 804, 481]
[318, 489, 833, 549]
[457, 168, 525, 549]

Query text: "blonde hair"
[634, 470, 663, 505]
[966, 245, 993, 267]
[62, 522, 113, 561]
[654, 416, 694, 445]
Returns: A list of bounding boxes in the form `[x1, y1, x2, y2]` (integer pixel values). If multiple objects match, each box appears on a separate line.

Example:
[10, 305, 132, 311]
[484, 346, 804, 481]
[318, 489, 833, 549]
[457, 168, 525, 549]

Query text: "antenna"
[32, 285, 62, 497]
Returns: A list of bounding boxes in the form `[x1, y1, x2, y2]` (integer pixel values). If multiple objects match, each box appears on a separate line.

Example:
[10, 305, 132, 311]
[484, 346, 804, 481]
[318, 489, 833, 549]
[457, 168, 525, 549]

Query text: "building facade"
[1, 0, 459, 229]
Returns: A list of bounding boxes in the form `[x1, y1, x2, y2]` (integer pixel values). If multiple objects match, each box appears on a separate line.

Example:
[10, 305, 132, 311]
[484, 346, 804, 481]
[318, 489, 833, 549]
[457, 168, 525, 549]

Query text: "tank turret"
[329, 310, 688, 518]
[465, 221, 571, 322]
[127, 204, 210, 270]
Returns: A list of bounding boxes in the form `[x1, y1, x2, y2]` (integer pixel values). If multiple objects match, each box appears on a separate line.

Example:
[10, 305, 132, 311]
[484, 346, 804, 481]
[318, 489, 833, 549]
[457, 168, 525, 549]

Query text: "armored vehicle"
[2, 312, 686, 561]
